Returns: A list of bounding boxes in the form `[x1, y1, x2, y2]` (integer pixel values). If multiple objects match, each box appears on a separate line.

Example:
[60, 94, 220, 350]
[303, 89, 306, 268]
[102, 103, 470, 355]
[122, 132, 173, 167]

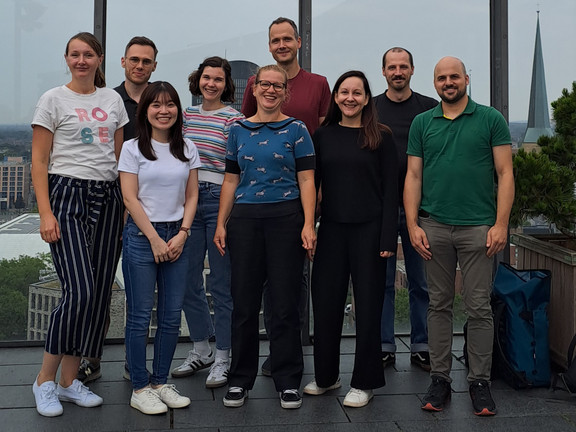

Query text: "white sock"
[215, 349, 230, 362]
[194, 339, 211, 357]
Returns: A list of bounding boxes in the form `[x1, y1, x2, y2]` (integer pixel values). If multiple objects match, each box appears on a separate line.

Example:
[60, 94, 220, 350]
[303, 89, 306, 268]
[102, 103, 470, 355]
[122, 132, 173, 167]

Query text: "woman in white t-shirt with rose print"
[119, 81, 201, 415]
[31, 32, 128, 418]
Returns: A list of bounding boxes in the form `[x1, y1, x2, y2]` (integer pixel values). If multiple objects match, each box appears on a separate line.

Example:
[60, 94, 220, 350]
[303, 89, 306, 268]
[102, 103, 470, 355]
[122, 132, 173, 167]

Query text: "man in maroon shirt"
[241, 17, 331, 135]
[241, 17, 331, 377]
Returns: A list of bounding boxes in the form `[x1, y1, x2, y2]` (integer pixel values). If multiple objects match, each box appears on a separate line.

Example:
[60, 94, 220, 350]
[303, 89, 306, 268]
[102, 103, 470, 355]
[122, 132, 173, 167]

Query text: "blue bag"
[492, 262, 551, 388]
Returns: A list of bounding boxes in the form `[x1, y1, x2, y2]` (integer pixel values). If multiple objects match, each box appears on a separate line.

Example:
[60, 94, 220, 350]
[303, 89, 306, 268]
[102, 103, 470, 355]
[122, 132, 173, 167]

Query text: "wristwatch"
[179, 226, 191, 237]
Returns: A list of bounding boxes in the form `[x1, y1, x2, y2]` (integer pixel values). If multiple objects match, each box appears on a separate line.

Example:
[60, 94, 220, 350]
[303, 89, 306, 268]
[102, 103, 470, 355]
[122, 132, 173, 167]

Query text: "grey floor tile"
[220, 423, 401, 432]
[343, 393, 431, 423]
[397, 415, 576, 432]
[1, 404, 171, 432]
[172, 395, 348, 429]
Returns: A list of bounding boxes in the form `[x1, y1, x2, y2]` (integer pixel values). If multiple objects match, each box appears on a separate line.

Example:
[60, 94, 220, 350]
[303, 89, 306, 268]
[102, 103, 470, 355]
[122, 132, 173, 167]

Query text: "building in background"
[521, 11, 554, 151]
[0, 156, 30, 211]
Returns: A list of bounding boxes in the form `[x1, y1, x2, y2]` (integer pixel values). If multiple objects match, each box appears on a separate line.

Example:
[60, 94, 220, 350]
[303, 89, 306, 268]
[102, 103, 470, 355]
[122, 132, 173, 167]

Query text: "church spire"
[522, 11, 554, 147]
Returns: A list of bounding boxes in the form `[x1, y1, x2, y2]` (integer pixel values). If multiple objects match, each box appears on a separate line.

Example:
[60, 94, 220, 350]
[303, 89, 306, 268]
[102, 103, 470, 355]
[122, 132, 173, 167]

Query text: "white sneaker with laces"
[303, 377, 342, 395]
[131, 387, 168, 415]
[57, 379, 103, 407]
[343, 388, 373, 408]
[206, 359, 229, 388]
[153, 384, 191, 409]
[171, 349, 215, 378]
[33, 379, 63, 417]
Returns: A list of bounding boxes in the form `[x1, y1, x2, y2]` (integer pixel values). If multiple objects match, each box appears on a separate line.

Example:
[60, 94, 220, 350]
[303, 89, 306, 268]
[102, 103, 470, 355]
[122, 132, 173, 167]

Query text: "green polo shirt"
[407, 98, 511, 225]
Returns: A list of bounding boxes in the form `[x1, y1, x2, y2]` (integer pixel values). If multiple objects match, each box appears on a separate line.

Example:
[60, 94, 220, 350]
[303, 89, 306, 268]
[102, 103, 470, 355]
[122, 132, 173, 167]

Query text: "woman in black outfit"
[304, 70, 398, 408]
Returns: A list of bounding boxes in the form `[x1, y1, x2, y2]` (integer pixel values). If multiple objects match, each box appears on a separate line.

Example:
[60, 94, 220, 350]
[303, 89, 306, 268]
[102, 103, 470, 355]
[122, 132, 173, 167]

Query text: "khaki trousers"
[420, 217, 494, 383]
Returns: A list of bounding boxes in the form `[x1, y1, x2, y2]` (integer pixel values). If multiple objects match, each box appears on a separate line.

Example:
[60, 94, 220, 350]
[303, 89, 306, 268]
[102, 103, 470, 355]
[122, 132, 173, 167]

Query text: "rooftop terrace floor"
[2, 336, 575, 431]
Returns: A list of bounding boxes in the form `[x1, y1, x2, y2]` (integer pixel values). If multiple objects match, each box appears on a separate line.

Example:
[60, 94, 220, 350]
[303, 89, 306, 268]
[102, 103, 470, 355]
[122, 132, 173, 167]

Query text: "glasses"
[127, 56, 155, 67]
[256, 80, 286, 91]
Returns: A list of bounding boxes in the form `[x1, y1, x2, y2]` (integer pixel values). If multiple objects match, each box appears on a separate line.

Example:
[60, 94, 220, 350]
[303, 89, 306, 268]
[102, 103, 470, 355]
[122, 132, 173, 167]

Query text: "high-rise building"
[0, 156, 30, 210]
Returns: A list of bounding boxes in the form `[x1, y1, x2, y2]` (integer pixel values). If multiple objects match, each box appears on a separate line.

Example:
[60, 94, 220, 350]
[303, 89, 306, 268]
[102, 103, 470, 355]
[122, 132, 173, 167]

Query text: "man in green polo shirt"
[404, 56, 514, 416]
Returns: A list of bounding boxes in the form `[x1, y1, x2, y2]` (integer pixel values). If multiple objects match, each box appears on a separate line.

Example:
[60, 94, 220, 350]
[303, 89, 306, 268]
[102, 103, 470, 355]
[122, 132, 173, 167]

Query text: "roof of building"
[0, 214, 48, 260]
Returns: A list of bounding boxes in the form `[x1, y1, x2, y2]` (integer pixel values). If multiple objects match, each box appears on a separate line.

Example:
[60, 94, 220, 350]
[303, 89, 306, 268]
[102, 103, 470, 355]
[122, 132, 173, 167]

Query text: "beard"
[439, 86, 467, 104]
[387, 77, 409, 91]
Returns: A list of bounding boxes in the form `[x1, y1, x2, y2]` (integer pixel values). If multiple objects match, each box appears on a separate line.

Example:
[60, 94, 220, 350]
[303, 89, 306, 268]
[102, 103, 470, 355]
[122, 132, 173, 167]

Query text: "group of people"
[30, 15, 513, 420]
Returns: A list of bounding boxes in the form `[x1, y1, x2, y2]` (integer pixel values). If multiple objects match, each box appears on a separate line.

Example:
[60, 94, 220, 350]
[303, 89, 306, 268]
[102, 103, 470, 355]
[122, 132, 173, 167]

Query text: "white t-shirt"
[118, 138, 201, 222]
[32, 85, 129, 181]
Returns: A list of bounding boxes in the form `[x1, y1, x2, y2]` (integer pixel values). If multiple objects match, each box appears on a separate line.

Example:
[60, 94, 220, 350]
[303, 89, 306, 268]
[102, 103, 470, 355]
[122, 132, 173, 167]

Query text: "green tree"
[511, 82, 576, 237]
[0, 254, 49, 340]
[0, 254, 49, 296]
[0, 287, 28, 340]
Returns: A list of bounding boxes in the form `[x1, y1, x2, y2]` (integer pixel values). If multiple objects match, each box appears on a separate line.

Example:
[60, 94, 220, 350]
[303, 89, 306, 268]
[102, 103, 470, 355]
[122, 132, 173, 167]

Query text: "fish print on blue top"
[226, 118, 315, 204]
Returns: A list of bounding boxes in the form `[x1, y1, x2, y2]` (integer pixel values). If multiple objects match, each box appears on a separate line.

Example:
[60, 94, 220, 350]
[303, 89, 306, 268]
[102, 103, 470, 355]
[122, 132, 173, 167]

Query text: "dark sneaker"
[382, 352, 396, 368]
[280, 389, 302, 409]
[171, 349, 215, 378]
[223, 387, 248, 408]
[77, 359, 102, 384]
[261, 356, 272, 377]
[421, 376, 452, 411]
[469, 380, 496, 416]
[411, 351, 431, 371]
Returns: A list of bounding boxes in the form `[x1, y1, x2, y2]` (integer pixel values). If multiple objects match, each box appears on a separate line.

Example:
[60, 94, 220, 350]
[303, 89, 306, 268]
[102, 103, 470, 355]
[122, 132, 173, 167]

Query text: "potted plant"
[510, 82, 576, 366]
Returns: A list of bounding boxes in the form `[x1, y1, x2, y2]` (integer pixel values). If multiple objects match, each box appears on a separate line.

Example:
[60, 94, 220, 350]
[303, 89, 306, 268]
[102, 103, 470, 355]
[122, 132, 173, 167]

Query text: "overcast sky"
[0, 0, 574, 124]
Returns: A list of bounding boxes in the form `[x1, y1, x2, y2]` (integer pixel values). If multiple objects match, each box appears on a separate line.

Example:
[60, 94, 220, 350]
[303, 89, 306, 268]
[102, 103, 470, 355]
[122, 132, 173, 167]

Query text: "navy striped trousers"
[45, 174, 123, 358]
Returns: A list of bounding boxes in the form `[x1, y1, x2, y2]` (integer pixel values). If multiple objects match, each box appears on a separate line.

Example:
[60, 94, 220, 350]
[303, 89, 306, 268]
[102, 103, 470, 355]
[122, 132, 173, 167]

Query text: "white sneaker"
[206, 359, 229, 388]
[131, 387, 168, 415]
[303, 377, 342, 395]
[171, 349, 215, 378]
[153, 384, 191, 409]
[33, 378, 63, 417]
[343, 388, 373, 408]
[57, 379, 103, 407]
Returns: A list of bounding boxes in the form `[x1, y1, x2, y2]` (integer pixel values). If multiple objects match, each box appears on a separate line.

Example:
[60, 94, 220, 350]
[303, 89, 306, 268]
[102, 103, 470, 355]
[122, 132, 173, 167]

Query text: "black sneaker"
[280, 389, 302, 409]
[382, 352, 396, 368]
[421, 376, 452, 411]
[77, 359, 101, 384]
[411, 351, 431, 371]
[261, 356, 272, 377]
[223, 387, 248, 408]
[469, 380, 496, 416]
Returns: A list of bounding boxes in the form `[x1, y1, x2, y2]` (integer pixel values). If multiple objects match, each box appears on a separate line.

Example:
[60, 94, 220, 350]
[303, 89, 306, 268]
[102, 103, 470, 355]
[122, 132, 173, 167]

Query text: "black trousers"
[311, 219, 386, 390]
[227, 210, 305, 391]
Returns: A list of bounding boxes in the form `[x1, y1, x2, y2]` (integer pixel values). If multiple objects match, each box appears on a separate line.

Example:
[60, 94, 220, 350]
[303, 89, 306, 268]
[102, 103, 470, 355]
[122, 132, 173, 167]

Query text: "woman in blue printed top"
[214, 65, 316, 410]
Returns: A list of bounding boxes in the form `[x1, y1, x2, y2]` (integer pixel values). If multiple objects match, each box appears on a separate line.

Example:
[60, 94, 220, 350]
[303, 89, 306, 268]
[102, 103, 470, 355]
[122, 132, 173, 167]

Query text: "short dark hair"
[269, 17, 299, 40]
[124, 36, 158, 59]
[136, 81, 187, 162]
[382, 47, 414, 68]
[188, 56, 235, 103]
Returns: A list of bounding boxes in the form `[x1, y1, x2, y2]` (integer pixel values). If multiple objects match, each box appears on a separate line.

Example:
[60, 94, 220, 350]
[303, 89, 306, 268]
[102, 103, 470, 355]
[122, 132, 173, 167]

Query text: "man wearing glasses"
[114, 36, 158, 140]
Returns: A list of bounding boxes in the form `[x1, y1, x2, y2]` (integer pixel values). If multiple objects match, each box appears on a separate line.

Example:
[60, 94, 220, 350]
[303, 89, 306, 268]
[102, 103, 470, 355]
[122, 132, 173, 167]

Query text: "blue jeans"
[381, 207, 429, 353]
[123, 217, 192, 390]
[182, 182, 232, 350]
